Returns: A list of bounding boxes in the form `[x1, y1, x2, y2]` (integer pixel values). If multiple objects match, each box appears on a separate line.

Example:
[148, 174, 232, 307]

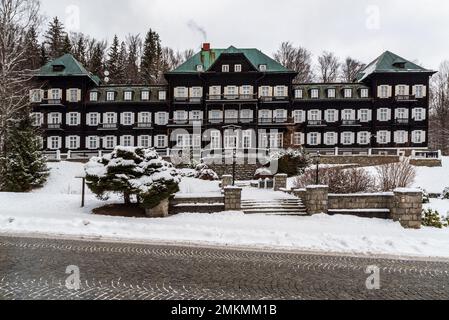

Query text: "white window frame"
[327, 88, 336, 98]
[120, 135, 134, 147]
[344, 88, 353, 98]
[137, 135, 152, 148]
[124, 91, 133, 101]
[377, 131, 391, 145]
[222, 65, 230, 73]
[259, 64, 267, 72]
[325, 132, 337, 146]
[358, 132, 370, 145]
[359, 109, 370, 122]
[68, 89, 79, 102]
[31, 112, 43, 126]
[234, 64, 242, 72]
[106, 91, 115, 101]
[141, 90, 150, 101]
[89, 91, 98, 102]
[293, 110, 305, 123]
[308, 132, 320, 146]
[158, 90, 167, 101]
[30, 89, 43, 103]
[325, 109, 338, 123]
[103, 136, 117, 149]
[378, 108, 390, 122]
[86, 136, 99, 150]
[310, 89, 319, 99]
[155, 135, 168, 148]
[155, 112, 168, 125]
[121, 112, 134, 126]
[293, 132, 304, 146]
[412, 131, 426, 144]
[341, 132, 354, 145]
[48, 136, 61, 150]
[66, 136, 80, 150]
[294, 89, 303, 99]
[67, 112, 80, 126]
[395, 131, 408, 144]
[360, 88, 369, 98]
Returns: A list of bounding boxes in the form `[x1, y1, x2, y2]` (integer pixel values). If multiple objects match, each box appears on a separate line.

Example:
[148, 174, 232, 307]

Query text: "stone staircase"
[241, 199, 307, 216]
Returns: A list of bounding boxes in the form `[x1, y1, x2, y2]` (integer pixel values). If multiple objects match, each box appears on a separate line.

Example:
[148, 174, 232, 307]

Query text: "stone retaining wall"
[320, 155, 400, 167]
[328, 193, 394, 210]
[409, 158, 442, 167]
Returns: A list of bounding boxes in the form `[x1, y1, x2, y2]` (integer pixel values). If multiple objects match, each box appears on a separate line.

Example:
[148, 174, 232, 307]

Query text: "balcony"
[341, 120, 361, 126]
[307, 120, 325, 127]
[173, 97, 202, 104]
[99, 123, 118, 130]
[134, 122, 153, 129]
[41, 99, 63, 105]
[258, 118, 289, 125]
[46, 123, 62, 130]
[395, 95, 417, 102]
[169, 119, 204, 126]
[395, 118, 410, 125]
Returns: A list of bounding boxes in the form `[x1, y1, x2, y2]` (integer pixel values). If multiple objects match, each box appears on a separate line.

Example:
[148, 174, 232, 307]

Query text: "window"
[31, 113, 43, 126]
[48, 112, 61, 125]
[67, 112, 80, 126]
[225, 86, 238, 98]
[397, 85, 407, 96]
[210, 131, 221, 149]
[274, 109, 287, 122]
[174, 87, 187, 98]
[196, 65, 204, 72]
[342, 132, 354, 145]
[260, 86, 271, 97]
[360, 88, 369, 98]
[174, 111, 188, 122]
[191, 87, 203, 98]
[325, 110, 337, 123]
[275, 86, 287, 97]
[104, 112, 116, 124]
[30, 89, 43, 103]
[396, 108, 408, 120]
[68, 89, 79, 102]
[241, 85, 252, 97]
[379, 85, 390, 98]
[222, 65, 230, 72]
[90, 91, 98, 102]
[48, 136, 61, 150]
[123, 91, 133, 101]
[138, 112, 152, 125]
[294, 89, 303, 99]
[176, 134, 192, 148]
[311, 89, 319, 99]
[259, 64, 267, 72]
[141, 91, 150, 101]
[106, 92, 115, 101]
[242, 131, 252, 149]
[415, 85, 425, 98]
[412, 131, 425, 144]
[293, 110, 305, 123]
[156, 112, 168, 125]
[342, 109, 355, 121]
[66, 136, 79, 150]
[209, 110, 223, 122]
[325, 132, 337, 146]
[225, 110, 238, 122]
[377, 131, 390, 144]
[158, 91, 167, 101]
[156, 135, 168, 148]
[122, 112, 134, 126]
[50, 89, 61, 100]
[104, 136, 116, 149]
[378, 108, 390, 122]
[344, 88, 353, 98]
[240, 109, 253, 123]
[138, 135, 151, 148]
[309, 110, 321, 121]
[328, 89, 336, 98]
[87, 136, 99, 150]
[209, 86, 221, 98]
[413, 108, 425, 121]
[121, 136, 133, 147]
[395, 131, 408, 144]
[190, 111, 202, 121]
[359, 109, 370, 122]
[308, 133, 320, 146]
[259, 110, 272, 123]
[234, 64, 242, 72]
[293, 132, 304, 146]
[358, 132, 370, 145]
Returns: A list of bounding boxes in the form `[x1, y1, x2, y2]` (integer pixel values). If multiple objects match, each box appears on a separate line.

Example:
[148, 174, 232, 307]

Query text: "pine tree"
[73, 34, 87, 65]
[44, 17, 66, 59]
[125, 34, 141, 84]
[40, 43, 49, 67]
[0, 117, 49, 192]
[23, 26, 41, 70]
[61, 33, 72, 55]
[118, 41, 128, 84]
[140, 29, 162, 84]
[106, 35, 121, 83]
[88, 42, 105, 77]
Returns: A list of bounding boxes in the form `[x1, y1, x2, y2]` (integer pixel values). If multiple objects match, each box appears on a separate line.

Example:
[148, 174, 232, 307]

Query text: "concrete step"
[244, 208, 307, 214]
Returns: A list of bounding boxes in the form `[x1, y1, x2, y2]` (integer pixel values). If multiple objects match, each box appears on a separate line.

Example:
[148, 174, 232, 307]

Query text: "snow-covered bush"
[85, 147, 181, 209]
[419, 188, 430, 204]
[442, 187, 449, 200]
[254, 167, 273, 179]
[422, 209, 448, 229]
[194, 163, 219, 181]
[376, 159, 416, 192]
[269, 148, 310, 177]
[294, 167, 377, 194]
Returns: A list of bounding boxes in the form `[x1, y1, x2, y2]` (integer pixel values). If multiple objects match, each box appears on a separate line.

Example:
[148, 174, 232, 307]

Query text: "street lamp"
[232, 148, 237, 186]
[315, 151, 321, 185]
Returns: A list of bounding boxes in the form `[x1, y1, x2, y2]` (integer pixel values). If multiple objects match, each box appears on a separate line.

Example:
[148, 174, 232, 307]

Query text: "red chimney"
[202, 43, 211, 51]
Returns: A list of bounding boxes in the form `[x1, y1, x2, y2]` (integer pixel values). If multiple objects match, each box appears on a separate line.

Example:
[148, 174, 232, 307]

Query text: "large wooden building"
[30, 44, 436, 158]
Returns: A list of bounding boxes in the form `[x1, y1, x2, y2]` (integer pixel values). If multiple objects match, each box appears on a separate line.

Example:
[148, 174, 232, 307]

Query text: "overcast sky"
[40, 0, 449, 70]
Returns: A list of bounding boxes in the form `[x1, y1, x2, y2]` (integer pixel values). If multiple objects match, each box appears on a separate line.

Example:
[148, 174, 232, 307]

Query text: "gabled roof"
[356, 51, 434, 82]
[168, 46, 293, 74]
[37, 54, 100, 85]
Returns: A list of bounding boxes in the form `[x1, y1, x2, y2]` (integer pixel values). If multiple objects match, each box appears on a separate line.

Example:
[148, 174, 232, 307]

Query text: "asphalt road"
[0, 235, 448, 300]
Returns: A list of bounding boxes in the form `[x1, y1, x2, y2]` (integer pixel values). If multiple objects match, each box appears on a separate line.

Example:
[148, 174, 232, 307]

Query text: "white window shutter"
[421, 108, 427, 120]
[387, 86, 392, 98]
[138, 113, 142, 123]
[77, 89, 82, 102]
[66, 113, 70, 125]
[76, 136, 80, 149]
[377, 109, 382, 121]
[65, 137, 70, 149]
[422, 86, 427, 97]
[77, 113, 81, 125]
[351, 110, 356, 120]
[307, 134, 311, 145]
[120, 136, 125, 146]
[386, 132, 391, 144]
[317, 133, 322, 145]
[120, 113, 125, 125]
[58, 137, 62, 149]
[387, 109, 392, 121]
[377, 86, 382, 98]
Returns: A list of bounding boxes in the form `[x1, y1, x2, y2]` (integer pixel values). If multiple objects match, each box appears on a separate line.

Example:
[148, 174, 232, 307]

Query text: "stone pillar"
[305, 185, 329, 215]
[224, 187, 242, 211]
[273, 174, 288, 191]
[391, 189, 423, 229]
[222, 175, 233, 188]
[145, 199, 170, 218]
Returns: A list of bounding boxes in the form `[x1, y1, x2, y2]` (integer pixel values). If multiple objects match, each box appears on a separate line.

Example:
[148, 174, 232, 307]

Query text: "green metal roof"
[356, 51, 434, 82]
[37, 54, 100, 85]
[168, 46, 293, 74]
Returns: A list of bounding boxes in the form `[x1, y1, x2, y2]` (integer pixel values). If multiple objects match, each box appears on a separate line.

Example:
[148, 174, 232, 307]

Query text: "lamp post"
[232, 148, 237, 186]
[75, 175, 86, 208]
[315, 151, 321, 185]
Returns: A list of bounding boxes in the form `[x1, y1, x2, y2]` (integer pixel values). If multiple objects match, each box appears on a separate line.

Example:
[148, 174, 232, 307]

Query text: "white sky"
[40, 0, 449, 70]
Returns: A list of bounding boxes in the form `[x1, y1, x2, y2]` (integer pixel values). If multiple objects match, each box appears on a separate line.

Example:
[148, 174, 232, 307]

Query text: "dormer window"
[344, 88, 353, 98]
[52, 64, 65, 72]
[141, 90, 150, 101]
[234, 64, 242, 72]
[360, 88, 369, 98]
[222, 65, 230, 72]
[310, 89, 319, 99]
[196, 65, 204, 72]
[327, 88, 336, 98]
[158, 90, 167, 101]
[294, 89, 303, 99]
[259, 64, 267, 72]
[106, 91, 115, 101]
[90, 91, 98, 102]
[124, 91, 133, 101]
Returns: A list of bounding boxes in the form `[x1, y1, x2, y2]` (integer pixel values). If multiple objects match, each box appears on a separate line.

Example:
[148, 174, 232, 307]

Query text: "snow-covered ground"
[0, 161, 448, 259]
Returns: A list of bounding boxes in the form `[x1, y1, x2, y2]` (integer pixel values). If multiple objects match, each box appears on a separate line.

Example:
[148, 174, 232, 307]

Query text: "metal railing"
[395, 95, 417, 102]
[207, 94, 258, 101]
[46, 123, 62, 129]
[99, 123, 118, 130]
[341, 120, 360, 126]
[134, 122, 153, 129]
[395, 118, 410, 125]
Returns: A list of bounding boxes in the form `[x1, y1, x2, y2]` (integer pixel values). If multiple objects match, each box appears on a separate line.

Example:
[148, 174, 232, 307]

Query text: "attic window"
[393, 62, 406, 69]
[52, 64, 65, 72]
[259, 64, 267, 72]
[196, 65, 204, 72]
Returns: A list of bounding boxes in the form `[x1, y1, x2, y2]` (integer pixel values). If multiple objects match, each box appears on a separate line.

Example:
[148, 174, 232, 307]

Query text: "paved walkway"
[0, 235, 448, 300]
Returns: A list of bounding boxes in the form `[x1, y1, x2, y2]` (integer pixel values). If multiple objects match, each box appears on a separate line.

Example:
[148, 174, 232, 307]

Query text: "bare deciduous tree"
[0, 0, 42, 156]
[317, 51, 340, 83]
[430, 61, 449, 155]
[341, 57, 365, 82]
[274, 42, 314, 83]
[376, 159, 416, 191]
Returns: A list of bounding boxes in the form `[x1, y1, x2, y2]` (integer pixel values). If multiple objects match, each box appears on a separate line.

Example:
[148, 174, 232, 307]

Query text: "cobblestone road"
[0, 235, 448, 300]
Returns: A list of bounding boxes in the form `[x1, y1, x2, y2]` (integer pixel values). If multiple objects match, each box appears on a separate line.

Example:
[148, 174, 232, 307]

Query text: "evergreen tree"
[40, 43, 49, 67]
[140, 29, 162, 84]
[118, 41, 128, 84]
[61, 33, 72, 55]
[23, 26, 41, 70]
[72, 33, 87, 65]
[106, 35, 121, 83]
[125, 34, 141, 83]
[0, 118, 49, 192]
[88, 42, 105, 77]
[44, 17, 66, 59]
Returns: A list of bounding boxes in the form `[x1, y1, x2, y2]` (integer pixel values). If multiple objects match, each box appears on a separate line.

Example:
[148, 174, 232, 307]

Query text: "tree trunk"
[124, 192, 131, 205]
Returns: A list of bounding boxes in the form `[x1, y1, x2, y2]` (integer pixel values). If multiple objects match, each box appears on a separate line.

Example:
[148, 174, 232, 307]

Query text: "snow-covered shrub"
[422, 209, 448, 229]
[419, 188, 430, 204]
[294, 167, 377, 194]
[194, 163, 219, 181]
[376, 159, 416, 192]
[442, 187, 449, 200]
[254, 167, 273, 179]
[269, 148, 311, 177]
[85, 147, 181, 209]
